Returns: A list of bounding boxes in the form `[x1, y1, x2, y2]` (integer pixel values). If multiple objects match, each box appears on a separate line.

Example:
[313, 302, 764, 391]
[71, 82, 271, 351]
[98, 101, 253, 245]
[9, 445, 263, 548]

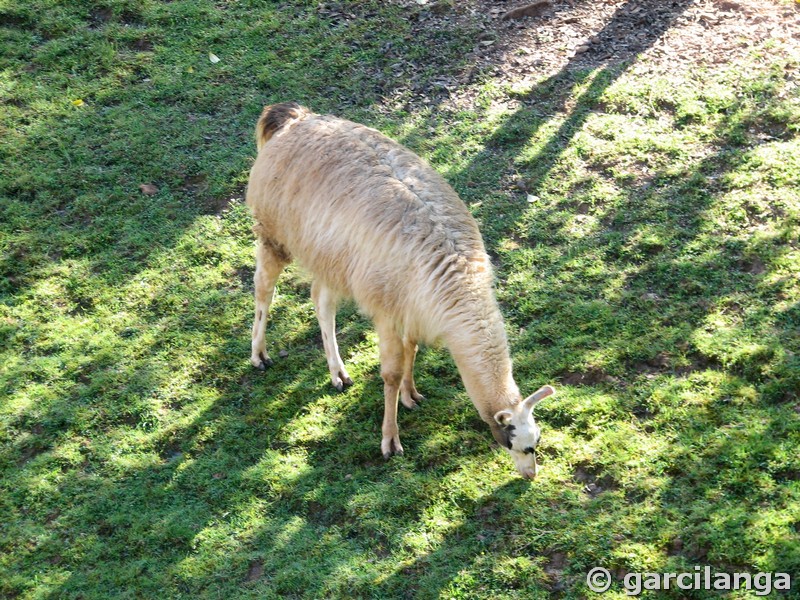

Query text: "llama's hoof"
[254, 352, 273, 370]
[400, 390, 425, 410]
[381, 436, 404, 459]
[401, 398, 419, 410]
[332, 373, 354, 392]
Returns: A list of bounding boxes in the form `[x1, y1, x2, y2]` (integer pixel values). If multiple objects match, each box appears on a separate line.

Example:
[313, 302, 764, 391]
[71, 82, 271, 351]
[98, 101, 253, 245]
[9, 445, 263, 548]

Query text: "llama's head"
[493, 385, 554, 479]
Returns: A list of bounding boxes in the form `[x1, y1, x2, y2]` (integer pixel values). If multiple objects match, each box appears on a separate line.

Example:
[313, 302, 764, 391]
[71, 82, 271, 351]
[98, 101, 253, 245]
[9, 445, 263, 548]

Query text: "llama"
[246, 102, 554, 478]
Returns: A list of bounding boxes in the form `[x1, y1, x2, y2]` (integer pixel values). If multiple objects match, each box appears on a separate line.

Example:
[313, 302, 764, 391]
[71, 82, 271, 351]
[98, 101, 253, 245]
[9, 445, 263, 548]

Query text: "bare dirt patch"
[391, 0, 800, 108]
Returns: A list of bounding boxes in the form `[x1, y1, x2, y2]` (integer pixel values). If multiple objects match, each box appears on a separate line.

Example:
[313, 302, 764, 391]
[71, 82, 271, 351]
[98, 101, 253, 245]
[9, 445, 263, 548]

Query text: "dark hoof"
[382, 438, 404, 459]
[258, 353, 274, 370]
[400, 393, 422, 410]
[333, 373, 353, 392]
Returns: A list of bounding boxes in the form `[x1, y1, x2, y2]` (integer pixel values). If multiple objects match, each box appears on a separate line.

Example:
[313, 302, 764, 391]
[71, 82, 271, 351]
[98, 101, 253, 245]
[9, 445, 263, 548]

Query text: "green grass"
[2, 1, 799, 598]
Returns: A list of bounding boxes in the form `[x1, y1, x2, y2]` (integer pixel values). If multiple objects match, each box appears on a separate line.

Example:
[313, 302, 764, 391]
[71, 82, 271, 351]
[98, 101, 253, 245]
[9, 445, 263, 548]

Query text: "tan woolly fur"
[246, 102, 553, 478]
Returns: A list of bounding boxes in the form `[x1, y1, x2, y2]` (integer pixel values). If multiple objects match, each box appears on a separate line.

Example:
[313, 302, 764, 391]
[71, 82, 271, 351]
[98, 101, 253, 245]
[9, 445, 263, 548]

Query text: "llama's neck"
[444, 300, 521, 420]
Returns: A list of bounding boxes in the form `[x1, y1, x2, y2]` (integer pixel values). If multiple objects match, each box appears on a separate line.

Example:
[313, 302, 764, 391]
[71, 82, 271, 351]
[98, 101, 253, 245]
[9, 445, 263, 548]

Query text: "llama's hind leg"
[399, 337, 425, 410]
[251, 239, 289, 370]
[376, 322, 405, 458]
[311, 281, 353, 392]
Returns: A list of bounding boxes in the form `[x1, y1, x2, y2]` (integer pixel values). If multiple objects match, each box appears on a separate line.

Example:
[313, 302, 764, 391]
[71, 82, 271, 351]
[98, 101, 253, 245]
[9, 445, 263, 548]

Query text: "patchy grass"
[1, 1, 799, 598]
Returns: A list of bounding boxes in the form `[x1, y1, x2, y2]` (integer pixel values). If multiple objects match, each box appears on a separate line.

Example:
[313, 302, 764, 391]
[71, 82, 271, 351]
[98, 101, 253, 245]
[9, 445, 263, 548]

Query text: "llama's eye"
[523, 446, 535, 455]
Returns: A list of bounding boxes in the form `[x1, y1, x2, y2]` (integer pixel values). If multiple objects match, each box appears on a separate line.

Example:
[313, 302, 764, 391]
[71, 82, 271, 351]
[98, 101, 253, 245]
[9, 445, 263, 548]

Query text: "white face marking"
[504, 414, 541, 479]
[494, 386, 554, 479]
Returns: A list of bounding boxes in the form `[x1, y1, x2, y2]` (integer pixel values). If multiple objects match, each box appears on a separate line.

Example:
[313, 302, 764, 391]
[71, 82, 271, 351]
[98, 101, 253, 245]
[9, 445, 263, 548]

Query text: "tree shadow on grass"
[3, 1, 799, 598]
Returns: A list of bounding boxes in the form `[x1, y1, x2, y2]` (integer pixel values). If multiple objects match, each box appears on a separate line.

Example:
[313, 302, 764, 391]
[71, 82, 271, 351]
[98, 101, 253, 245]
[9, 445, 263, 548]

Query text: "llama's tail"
[255, 102, 310, 150]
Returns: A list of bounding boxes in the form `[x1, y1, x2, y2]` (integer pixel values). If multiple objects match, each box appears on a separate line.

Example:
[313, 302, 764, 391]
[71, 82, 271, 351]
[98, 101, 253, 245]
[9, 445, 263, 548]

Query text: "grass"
[1, 0, 799, 598]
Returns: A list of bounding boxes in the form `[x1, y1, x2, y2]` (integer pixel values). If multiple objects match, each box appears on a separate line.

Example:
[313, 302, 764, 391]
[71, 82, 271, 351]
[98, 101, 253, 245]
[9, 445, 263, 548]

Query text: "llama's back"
[246, 107, 494, 343]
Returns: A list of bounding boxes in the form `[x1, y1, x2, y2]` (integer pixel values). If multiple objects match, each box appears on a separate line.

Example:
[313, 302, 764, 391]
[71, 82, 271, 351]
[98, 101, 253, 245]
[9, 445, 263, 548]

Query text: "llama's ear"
[522, 385, 555, 412]
[494, 409, 514, 427]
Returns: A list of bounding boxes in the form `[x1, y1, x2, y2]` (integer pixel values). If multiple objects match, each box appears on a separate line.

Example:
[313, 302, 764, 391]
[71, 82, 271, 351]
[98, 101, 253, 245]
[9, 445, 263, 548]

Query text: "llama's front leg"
[399, 337, 425, 410]
[251, 240, 288, 370]
[377, 324, 404, 458]
[311, 281, 353, 392]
